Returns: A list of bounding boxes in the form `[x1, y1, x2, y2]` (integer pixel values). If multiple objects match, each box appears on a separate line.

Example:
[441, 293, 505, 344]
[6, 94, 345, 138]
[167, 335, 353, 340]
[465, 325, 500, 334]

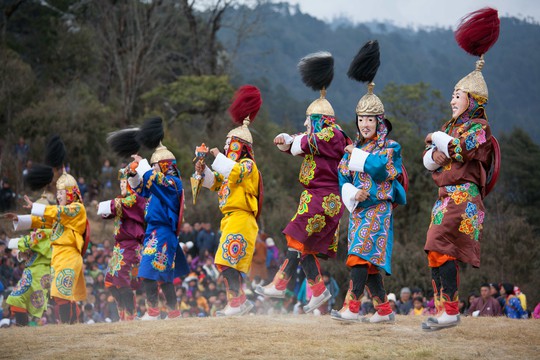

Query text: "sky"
[279, 0, 540, 28]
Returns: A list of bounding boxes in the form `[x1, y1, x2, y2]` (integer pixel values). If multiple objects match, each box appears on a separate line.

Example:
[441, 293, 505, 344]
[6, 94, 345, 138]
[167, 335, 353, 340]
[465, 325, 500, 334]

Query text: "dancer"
[125, 118, 188, 320]
[195, 85, 263, 316]
[6, 193, 54, 326]
[422, 8, 500, 330]
[256, 52, 348, 313]
[97, 168, 146, 321]
[332, 40, 406, 323]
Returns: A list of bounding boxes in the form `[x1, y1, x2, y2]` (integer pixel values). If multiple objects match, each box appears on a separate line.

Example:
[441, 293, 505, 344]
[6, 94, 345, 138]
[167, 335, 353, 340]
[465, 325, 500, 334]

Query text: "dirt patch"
[1, 315, 539, 359]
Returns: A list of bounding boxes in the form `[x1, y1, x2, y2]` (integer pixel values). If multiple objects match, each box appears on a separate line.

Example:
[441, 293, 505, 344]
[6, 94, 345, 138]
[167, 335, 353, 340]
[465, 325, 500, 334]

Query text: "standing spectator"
[500, 283, 527, 319]
[196, 223, 217, 257]
[468, 283, 502, 317]
[100, 159, 114, 200]
[14, 137, 29, 168]
[249, 234, 268, 281]
[396, 287, 413, 315]
[77, 177, 88, 202]
[0, 179, 16, 212]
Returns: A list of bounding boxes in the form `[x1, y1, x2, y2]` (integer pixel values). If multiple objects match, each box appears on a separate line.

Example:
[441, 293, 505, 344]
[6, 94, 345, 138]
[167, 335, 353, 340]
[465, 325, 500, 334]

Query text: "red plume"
[228, 85, 262, 125]
[455, 7, 500, 57]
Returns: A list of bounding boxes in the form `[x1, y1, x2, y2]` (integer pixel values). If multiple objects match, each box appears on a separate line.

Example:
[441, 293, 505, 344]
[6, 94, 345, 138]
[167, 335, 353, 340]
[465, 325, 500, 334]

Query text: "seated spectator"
[514, 286, 527, 311]
[387, 293, 398, 314]
[468, 283, 502, 317]
[409, 296, 426, 316]
[458, 299, 468, 315]
[533, 303, 540, 319]
[396, 287, 413, 315]
[500, 283, 528, 319]
[83, 303, 104, 324]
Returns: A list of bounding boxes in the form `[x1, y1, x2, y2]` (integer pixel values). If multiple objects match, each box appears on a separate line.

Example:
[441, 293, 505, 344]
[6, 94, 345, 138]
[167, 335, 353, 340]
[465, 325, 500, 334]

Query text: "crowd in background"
[0, 221, 538, 326]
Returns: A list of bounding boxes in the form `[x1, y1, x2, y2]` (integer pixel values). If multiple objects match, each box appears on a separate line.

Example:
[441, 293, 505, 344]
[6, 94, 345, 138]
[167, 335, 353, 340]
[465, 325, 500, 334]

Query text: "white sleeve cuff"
[341, 183, 359, 213]
[97, 200, 112, 216]
[276, 133, 293, 151]
[14, 215, 32, 232]
[211, 153, 236, 178]
[348, 148, 369, 172]
[432, 131, 454, 158]
[136, 158, 152, 178]
[31, 203, 46, 217]
[128, 175, 141, 189]
[291, 134, 306, 156]
[202, 166, 216, 188]
[8, 238, 21, 250]
[423, 148, 440, 171]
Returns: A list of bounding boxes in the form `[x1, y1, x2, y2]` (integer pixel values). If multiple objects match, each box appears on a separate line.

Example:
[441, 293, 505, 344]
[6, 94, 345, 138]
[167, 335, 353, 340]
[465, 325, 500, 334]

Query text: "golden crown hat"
[356, 82, 384, 116]
[56, 169, 78, 191]
[306, 88, 335, 117]
[453, 8, 500, 104]
[227, 118, 253, 144]
[150, 142, 176, 164]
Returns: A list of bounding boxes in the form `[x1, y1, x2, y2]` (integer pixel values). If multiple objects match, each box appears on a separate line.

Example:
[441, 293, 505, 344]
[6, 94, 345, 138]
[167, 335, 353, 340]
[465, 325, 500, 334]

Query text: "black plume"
[44, 135, 66, 169]
[25, 164, 54, 191]
[298, 51, 334, 91]
[347, 40, 380, 83]
[136, 117, 164, 149]
[107, 128, 141, 158]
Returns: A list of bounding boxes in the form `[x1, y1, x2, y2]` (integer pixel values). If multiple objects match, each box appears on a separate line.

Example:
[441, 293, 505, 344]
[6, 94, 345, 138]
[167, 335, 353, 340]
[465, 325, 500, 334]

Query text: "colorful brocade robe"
[130, 159, 188, 282]
[99, 193, 146, 289]
[202, 153, 260, 274]
[6, 229, 52, 318]
[423, 118, 492, 267]
[279, 126, 347, 257]
[338, 139, 406, 274]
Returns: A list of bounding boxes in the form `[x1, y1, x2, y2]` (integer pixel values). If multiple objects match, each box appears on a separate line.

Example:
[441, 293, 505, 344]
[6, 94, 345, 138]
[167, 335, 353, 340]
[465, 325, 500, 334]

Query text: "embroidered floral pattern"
[430, 197, 450, 226]
[299, 155, 316, 185]
[459, 201, 484, 241]
[316, 127, 335, 142]
[63, 204, 81, 217]
[221, 234, 247, 265]
[51, 223, 65, 241]
[108, 244, 126, 277]
[338, 157, 350, 176]
[143, 230, 158, 255]
[297, 190, 312, 215]
[322, 193, 341, 217]
[305, 214, 326, 236]
[218, 182, 231, 208]
[236, 160, 254, 184]
[151, 243, 168, 272]
[41, 274, 51, 289]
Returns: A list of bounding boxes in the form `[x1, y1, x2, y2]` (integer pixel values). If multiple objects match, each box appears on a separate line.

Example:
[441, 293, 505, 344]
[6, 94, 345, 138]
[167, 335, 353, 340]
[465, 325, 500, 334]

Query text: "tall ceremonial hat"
[298, 51, 335, 116]
[107, 117, 175, 164]
[347, 40, 383, 116]
[227, 85, 262, 144]
[25, 135, 66, 191]
[454, 7, 500, 103]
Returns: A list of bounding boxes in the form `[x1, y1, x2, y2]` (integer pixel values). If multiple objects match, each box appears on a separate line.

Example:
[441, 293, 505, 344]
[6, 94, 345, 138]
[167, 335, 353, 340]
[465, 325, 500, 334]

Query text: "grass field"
[1, 315, 539, 359]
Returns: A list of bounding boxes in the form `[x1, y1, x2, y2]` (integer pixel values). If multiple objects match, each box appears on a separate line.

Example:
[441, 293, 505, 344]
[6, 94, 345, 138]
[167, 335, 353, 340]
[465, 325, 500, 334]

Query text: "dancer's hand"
[194, 160, 204, 174]
[274, 135, 286, 145]
[209, 148, 220, 157]
[23, 195, 33, 209]
[131, 154, 143, 163]
[3, 213, 18, 221]
[355, 189, 369, 202]
[432, 151, 450, 166]
[425, 133, 433, 144]
[344, 144, 354, 154]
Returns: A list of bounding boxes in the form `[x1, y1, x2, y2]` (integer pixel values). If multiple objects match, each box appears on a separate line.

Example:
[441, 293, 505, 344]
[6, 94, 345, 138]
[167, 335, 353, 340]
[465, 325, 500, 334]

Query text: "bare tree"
[85, 0, 176, 125]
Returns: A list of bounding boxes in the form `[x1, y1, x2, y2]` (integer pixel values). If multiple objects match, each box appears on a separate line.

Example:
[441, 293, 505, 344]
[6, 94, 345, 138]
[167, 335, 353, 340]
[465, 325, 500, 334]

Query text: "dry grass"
[1, 315, 539, 359]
